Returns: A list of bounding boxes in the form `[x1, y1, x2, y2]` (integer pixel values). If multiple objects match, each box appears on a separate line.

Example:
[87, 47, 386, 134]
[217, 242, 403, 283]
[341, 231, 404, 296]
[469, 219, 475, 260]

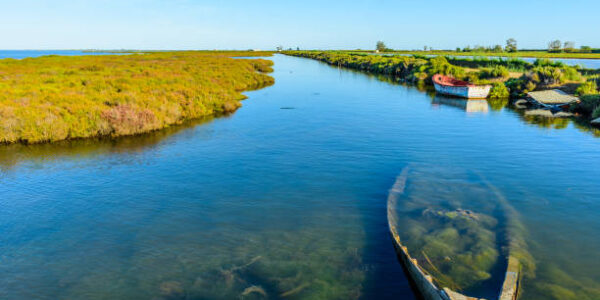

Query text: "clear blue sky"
[1, 0, 598, 50]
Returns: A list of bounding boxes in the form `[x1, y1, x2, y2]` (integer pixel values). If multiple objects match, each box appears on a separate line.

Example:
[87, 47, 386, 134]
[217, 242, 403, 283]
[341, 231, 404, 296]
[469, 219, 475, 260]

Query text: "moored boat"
[433, 74, 491, 99]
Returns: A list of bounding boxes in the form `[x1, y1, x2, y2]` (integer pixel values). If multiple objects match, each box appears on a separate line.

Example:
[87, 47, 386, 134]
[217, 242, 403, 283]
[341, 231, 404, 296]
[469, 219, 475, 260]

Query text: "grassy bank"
[284, 51, 600, 124]
[0, 51, 274, 144]
[285, 51, 585, 94]
[364, 50, 600, 60]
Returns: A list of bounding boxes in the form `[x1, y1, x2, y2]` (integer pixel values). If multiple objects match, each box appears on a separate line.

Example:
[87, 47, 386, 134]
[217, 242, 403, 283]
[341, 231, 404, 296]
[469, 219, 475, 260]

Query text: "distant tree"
[376, 41, 387, 52]
[563, 41, 576, 52]
[493, 44, 503, 52]
[548, 40, 562, 52]
[505, 38, 517, 52]
[463, 46, 472, 52]
[296, 46, 300, 51]
[276, 45, 283, 51]
[456, 47, 461, 52]
[424, 45, 428, 51]
[581, 46, 592, 53]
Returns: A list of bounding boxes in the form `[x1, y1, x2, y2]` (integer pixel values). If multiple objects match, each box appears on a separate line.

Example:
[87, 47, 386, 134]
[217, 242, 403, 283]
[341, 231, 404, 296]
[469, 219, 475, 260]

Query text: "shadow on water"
[0, 115, 220, 174]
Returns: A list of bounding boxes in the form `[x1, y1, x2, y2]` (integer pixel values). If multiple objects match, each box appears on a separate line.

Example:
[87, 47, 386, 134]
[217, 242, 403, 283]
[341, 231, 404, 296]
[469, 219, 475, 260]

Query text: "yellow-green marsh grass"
[0, 51, 274, 144]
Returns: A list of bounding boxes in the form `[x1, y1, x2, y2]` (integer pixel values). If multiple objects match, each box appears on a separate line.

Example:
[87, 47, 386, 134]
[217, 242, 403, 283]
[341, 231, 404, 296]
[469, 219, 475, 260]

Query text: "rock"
[159, 281, 185, 300]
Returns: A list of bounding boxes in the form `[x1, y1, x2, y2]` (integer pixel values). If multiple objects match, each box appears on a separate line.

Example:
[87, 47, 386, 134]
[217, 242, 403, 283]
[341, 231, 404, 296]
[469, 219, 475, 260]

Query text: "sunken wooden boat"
[526, 89, 579, 111]
[433, 74, 491, 99]
[387, 166, 522, 300]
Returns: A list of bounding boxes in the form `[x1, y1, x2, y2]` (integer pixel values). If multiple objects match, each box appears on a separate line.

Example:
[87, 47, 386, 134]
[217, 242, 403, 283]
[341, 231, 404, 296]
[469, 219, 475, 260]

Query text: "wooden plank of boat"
[526, 89, 579, 111]
[387, 167, 520, 300]
[433, 74, 491, 99]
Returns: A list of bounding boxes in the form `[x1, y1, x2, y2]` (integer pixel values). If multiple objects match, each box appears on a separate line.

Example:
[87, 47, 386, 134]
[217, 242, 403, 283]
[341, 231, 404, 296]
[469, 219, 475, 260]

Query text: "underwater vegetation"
[0, 51, 274, 144]
[388, 166, 529, 298]
[389, 165, 600, 300]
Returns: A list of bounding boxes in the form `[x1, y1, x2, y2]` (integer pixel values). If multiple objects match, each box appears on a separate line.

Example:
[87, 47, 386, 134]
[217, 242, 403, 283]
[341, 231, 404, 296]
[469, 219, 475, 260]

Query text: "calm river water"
[1, 54, 599, 300]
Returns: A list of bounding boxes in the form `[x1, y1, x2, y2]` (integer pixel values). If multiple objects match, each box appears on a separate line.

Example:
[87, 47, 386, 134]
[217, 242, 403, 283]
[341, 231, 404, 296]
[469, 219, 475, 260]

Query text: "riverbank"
[0, 51, 274, 144]
[358, 50, 600, 60]
[283, 51, 600, 127]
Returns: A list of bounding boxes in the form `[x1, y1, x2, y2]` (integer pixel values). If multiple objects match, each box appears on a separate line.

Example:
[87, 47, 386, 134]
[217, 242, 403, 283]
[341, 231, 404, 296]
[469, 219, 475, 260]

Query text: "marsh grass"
[0, 51, 274, 144]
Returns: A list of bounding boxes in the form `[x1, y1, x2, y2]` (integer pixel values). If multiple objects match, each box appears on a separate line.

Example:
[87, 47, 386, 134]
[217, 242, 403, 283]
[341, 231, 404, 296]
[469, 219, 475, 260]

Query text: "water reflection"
[510, 108, 600, 136]
[0, 116, 218, 174]
[432, 97, 489, 113]
[486, 98, 509, 111]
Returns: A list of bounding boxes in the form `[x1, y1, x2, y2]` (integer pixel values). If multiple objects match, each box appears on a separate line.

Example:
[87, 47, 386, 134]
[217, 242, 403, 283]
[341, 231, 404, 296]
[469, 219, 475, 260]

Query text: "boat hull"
[434, 82, 491, 99]
[387, 167, 521, 300]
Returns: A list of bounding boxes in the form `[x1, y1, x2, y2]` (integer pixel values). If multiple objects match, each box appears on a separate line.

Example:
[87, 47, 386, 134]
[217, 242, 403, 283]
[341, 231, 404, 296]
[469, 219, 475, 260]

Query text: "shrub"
[0, 51, 275, 144]
[479, 66, 509, 79]
[489, 83, 509, 99]
[593, 106, 600, 119]
[573, 95, 600, 117]
[575, 81, 599, 96]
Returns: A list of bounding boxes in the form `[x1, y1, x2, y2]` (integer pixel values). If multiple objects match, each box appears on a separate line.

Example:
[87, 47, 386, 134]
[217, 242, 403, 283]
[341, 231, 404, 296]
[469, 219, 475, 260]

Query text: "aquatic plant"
[0, 51, 274, 144]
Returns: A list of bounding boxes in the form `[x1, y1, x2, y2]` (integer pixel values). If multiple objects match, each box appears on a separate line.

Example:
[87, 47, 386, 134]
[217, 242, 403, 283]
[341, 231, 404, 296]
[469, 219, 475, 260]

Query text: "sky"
[1, 0, 599, 50]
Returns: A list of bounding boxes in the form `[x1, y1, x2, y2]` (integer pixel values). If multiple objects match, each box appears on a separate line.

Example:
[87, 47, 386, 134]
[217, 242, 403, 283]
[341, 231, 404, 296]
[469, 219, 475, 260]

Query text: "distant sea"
[0, 50, 124, 59]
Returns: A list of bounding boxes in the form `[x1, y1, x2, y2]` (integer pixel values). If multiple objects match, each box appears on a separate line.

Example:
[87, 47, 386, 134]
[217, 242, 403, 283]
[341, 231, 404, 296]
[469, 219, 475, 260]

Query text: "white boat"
[433, 74, 491, 99]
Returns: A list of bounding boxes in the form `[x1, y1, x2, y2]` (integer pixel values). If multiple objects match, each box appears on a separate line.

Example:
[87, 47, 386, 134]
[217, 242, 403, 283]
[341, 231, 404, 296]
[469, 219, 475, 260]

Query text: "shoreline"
[349, 50, 600, 60]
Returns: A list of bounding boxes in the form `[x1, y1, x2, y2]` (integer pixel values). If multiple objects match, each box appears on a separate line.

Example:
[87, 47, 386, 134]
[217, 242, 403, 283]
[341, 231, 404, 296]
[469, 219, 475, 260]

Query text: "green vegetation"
[376, 41, 391, 52]
[575, 80, 599, 96]
[0, 51, 274, 144]
[284, 51, 586, 97]
[571, 95, 600, 118]
[286, 50, 600, 128]
[505, 38, 518, 52]
[478, 66, 509, 79]
[489, 83, 510, 99]
[384, 50, 600, 59]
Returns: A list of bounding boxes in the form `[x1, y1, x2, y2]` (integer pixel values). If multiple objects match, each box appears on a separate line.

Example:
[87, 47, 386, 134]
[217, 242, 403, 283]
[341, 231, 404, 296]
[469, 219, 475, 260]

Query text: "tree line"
[375, 39, 596, 53]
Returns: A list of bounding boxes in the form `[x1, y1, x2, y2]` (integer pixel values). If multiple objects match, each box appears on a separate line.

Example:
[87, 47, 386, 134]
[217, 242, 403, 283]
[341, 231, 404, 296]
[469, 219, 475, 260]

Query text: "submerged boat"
[433, 74, 491, 99]
[387, 166, 524, 300]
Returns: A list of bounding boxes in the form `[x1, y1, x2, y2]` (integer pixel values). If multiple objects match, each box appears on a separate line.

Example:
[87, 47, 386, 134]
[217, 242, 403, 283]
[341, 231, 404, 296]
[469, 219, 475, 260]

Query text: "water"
[1, 54, 599, 300]
[0, 50, 125, 59]
[383, 53, 600, 69]
[445, 55, 600, 69]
